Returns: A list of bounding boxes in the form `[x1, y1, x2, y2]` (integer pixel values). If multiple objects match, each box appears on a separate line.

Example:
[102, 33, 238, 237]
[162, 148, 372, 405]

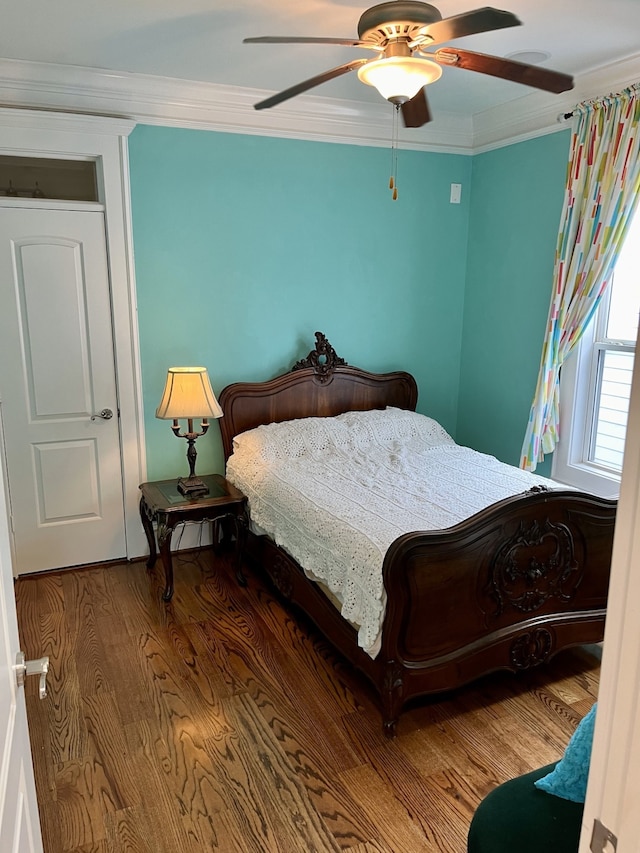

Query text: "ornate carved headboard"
[218, 332, 418, 460]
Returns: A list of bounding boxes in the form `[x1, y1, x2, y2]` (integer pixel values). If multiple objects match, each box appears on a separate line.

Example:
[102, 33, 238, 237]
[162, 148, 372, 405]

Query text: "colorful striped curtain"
[520, 84, 640, 472]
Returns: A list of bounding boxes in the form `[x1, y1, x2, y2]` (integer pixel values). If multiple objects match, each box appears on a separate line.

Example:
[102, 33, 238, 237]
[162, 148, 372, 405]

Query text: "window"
[0, 155, 99, 201]
[552, 211, 640, 498]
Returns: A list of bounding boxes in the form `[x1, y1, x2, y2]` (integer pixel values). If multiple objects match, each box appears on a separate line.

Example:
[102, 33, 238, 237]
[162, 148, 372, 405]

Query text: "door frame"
[0, 107, 147, 571]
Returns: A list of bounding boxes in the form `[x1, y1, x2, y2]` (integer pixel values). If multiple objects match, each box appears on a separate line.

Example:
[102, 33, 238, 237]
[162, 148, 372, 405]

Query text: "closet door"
[0, 203, 127, 573]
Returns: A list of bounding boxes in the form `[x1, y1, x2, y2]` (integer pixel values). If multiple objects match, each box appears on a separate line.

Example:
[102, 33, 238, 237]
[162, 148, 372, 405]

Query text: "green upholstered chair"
[467, 763, 585, 853]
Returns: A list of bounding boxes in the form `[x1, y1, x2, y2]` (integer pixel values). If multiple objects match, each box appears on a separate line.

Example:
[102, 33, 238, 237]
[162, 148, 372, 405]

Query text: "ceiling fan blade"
[420, 7, 520, 47]
[435, 48, 574, 94]
[244, 36, 374, 48]
[401, 88, 432, 127]
[253, 59, 370, 110]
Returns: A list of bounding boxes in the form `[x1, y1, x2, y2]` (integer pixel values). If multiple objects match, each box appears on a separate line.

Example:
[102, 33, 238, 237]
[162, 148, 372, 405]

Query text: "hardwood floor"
[15, 549, 600, 853]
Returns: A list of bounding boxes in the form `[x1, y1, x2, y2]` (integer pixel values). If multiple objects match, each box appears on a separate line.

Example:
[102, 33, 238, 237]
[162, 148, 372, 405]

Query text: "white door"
[0, 427, 44, 853]
[0, 204, 126, 574]
[578, 309, 640, 851]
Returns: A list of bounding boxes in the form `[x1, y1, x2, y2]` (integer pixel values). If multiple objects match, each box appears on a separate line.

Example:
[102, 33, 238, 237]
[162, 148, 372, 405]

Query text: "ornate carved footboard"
[377, 487, 614, 734]
[219, 333, 616, 735]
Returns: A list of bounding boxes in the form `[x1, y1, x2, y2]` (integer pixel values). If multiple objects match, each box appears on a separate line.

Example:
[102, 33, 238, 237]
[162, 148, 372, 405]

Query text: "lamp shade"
[357, 56, 442, 104]
[155, 367, 223, 420]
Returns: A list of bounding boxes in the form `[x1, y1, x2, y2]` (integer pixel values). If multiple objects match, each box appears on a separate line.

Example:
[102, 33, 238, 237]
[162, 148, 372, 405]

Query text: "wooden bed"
[218, 332, 616, 736]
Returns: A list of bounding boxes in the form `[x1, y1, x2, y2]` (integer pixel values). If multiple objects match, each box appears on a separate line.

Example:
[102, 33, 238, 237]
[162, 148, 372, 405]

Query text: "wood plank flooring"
[14, 549, 600, 853]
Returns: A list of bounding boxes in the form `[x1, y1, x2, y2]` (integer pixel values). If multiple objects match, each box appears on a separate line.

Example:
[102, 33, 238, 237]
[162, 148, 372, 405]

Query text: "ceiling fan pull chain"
[389, 105, 395, 191]
[390, 104, 399, 200]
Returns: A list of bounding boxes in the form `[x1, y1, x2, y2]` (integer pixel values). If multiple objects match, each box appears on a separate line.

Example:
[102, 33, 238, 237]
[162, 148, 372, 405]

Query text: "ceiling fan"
[244, 2, 574, 127]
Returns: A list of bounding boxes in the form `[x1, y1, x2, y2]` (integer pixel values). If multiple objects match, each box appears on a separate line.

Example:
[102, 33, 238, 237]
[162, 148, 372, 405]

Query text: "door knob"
[14, 651, 49, 699]
[91, 408, 114, 420]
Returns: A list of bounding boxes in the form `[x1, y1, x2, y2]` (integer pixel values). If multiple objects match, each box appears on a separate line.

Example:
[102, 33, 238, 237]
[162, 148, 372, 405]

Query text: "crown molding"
[0, 54, 638, 155]
[0, 57, 472, 154]
[472, 52, 640, 153]
[0, 104, 135, 138]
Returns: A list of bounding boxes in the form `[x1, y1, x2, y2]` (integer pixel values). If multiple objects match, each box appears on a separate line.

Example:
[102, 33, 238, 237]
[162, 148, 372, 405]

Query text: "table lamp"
[155, 366, 223, 496]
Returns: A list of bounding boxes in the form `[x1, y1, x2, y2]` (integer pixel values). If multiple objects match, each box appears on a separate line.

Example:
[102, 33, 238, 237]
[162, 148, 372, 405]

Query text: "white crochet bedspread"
[226, 408, 557, 658]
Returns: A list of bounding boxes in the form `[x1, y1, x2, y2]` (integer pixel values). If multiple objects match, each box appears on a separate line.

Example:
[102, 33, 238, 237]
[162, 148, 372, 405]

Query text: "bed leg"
[381, 660, 405, 738]
[383, 717, 398, 739]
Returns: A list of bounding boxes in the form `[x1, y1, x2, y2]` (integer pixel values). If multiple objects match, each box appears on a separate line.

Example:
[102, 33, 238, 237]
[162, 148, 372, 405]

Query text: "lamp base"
[177, 476, 209, 497]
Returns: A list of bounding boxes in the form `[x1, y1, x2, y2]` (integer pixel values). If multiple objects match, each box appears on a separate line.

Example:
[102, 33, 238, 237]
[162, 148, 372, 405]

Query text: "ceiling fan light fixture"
[357, 56, 442, 104]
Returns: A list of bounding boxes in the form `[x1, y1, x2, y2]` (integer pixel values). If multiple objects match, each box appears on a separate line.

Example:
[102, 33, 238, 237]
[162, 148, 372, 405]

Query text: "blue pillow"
[534, 704, 597, 803]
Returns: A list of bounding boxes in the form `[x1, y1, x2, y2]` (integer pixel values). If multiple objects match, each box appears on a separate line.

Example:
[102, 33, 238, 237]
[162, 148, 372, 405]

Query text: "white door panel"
[1, 747, 43, 853]
[34, 439, 100, 520]
[19, 239, 94, 416]
[0, 207, 126, 573]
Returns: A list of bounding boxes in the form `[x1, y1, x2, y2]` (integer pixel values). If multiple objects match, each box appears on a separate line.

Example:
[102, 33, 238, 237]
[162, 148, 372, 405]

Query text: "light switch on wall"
[450, 183, 462, 204]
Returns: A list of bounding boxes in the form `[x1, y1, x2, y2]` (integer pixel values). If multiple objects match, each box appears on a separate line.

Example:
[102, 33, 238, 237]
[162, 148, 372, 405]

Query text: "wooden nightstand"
[139, 474, 248, 602]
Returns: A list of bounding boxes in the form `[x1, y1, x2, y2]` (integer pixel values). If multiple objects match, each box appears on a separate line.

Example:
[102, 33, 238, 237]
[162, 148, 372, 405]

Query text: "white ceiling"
[1, 0, 640, 135]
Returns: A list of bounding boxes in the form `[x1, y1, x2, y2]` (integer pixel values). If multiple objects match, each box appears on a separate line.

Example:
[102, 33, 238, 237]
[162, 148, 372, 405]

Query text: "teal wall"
[129, 125, 572, 481]
[456, 130, 571, 473]
[128, 125, 471, 480]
